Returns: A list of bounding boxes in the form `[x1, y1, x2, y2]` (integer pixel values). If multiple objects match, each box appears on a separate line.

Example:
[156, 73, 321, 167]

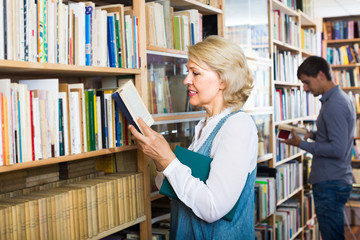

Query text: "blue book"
[160, 146, 239, 221]
[85, 6, 93, 66]
[107, 15, 117, 68]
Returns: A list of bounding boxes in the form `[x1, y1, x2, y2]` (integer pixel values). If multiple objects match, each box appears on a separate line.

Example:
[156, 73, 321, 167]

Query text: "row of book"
[333, 68, 360, 88]
[275, 137, 302, 161]
[272, 10, 300, 48]
[0, 171, 144, 240]
[244, 65, 271, 109]
[275, 198, 301, 240]
[146, 0, 203, 51]
[0, 78, 133, 166]
[326, 44, 360, 65]
[323, 20, 360, 40]
[225, 24, 269, 59]
[274, 87, 302, 122]
[194, 0, 220, 8]
[301, 28, 316, 54]
[352, 139, 360, 160]
[297, 0, 315, 20]
[255, 221, 274, 240]
[303, 190, 315, 224]
[0, 1, 139, 68]
[273, 48, 301, 83]
[276, 160, 303, 201]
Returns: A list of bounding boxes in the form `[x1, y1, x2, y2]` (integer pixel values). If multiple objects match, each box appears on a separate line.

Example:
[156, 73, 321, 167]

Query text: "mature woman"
[129, 35, 258, 239]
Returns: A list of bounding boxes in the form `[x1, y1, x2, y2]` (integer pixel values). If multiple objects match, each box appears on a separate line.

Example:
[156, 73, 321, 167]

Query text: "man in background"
[283, 56, 356, 240]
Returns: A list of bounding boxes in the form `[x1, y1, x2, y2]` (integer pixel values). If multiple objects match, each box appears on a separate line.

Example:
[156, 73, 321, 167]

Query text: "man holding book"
[129, 36, 258, 239]
[283, 56, 356, 240]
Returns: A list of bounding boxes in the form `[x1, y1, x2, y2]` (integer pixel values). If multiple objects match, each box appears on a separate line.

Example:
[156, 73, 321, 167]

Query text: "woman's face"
[183, 60, 226, 112]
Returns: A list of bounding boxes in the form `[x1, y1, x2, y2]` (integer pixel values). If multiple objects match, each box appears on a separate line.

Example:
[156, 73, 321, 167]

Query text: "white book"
[0, 79, 14, 164]
[100, 9, 108, 67]
[58, 92, 69, 156]
[28, 0, 38, 62]
[61, 3, 69, 64]
[31, 95, 43, 160]
[104, 92, 114, 148]
[18, 84, 31, 162]
[0, 0, 4, 59]
[69, 91, 81, 154]
[124, 14, 133, 68]
[68, 83, 87, 153]
[94, 8, 108, 67]
[47, 0, 56, 63]
[19, 0, 25, 61]
[19, 79, 60, 158]
[69, 2, 86, 66]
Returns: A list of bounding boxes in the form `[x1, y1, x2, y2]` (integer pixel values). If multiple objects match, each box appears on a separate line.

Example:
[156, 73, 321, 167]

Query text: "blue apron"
[169, 111, 256, 240]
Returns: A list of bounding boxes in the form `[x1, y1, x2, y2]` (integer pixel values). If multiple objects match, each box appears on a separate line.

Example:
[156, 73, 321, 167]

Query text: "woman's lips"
[188, 89, 197, 96]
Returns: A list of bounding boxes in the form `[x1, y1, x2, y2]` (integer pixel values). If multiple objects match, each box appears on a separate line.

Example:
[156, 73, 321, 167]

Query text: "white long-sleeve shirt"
[156, 108, 258, 223]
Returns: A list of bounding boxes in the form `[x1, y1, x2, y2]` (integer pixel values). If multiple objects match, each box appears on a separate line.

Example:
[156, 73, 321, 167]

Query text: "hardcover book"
[277, 124, 307, 140]
[159, 145, 238, 221]
[112, 80, 154, 134]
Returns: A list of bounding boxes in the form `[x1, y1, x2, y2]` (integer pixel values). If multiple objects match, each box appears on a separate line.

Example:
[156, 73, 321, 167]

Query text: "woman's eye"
[193, 72, 200, 76]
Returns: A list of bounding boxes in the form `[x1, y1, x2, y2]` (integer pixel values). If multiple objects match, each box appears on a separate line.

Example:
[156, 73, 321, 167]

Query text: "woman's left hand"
[129, 117, 176, 172]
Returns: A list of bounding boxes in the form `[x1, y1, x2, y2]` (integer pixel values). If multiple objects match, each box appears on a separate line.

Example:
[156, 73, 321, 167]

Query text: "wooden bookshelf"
[277, 186, 303, 206]
[0, 145, 138, 173]
[0, 60, 141, 77]
[171, 0, 223, 15]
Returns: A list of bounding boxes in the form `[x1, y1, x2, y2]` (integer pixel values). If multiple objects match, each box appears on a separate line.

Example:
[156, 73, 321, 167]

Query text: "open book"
[112, 80, 154, 134]
[277, 124, 307, 140]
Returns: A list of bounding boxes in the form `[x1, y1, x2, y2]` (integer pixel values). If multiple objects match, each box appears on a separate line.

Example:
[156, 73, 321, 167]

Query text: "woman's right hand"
[128, 117, 176, 172]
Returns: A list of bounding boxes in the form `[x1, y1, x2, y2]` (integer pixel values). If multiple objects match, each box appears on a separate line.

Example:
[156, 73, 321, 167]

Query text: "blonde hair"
[188, 35, 254, 110]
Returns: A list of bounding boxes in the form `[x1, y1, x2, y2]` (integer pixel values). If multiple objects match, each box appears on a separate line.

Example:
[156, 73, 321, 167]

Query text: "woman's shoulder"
[223, 111, 257, 133]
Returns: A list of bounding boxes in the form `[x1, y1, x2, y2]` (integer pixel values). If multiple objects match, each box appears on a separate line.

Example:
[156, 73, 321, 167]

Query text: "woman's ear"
[219, 79, 226, 90]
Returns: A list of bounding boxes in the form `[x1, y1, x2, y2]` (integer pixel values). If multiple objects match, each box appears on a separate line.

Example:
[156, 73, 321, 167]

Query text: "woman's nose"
[183, 74, 193, 85]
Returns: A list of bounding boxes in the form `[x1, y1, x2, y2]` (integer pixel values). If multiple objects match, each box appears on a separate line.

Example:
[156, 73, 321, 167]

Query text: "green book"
[159, 146, 239, 221]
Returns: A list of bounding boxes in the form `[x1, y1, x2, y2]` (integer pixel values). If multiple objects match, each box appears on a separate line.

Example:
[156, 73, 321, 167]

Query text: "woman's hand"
[128, 117, 176, 172]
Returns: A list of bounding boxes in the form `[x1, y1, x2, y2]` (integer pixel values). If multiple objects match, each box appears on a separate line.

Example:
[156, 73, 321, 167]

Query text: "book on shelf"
[277, 124, 307, 140]
[159, 145, 238, 221]
[112, 80, 154, 134]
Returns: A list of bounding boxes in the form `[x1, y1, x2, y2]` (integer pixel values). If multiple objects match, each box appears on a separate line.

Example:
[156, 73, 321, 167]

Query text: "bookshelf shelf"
[171, 0, 223, 15]
[331, 64, 360, 68]
[152, 111, 206, 124]
[289, 227, 303, 240]
[275, 151, 305, 167]
[147, 46, 187, 58]
[274, 117, 304, 126]
[244, 107, 273, 115]
[0, 60, 141, 77]
[257, 153, 274, 163]
[0, 145, 138, 173]
[341, 86, 360, 91]
[273, 80, 301, 87]
[298, 10, 316, 27]
[273, 39, 301, 53]
[271, 0, 299, 17]
[151, 213, 171, 224]
[325, 38, 360, 44]
[301, 49, 314, 57]
[89, 216, 146, 240]
[277, 186, 303, 206]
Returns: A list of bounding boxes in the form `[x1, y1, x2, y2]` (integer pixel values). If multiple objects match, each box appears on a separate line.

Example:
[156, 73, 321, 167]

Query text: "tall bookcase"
[0, 0, 153, 239]
[224, 0, 320, 239]
[321, 16, 360, 207]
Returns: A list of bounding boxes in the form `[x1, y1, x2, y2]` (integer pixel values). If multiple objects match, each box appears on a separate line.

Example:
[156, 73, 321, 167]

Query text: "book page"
[120, 81, 154, 127]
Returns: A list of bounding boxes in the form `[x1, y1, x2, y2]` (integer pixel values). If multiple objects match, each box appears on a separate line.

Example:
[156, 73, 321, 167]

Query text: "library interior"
[1, 0, 360, 239]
